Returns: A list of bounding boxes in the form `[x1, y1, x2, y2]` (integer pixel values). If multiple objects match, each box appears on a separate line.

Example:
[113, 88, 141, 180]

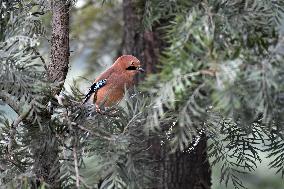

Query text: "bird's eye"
[126, 66, 137, 70]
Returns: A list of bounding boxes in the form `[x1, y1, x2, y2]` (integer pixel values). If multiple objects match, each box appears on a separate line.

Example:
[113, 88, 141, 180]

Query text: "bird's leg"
[95, 104, 106, 115]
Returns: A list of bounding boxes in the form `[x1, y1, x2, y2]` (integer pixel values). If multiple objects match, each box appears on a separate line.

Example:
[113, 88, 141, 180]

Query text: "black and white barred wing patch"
[83, 79, 107, 104]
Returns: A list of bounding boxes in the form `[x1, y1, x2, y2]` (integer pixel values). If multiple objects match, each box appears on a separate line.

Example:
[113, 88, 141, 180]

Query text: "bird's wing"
[83, 79, 107, 104]
[94, 65, 115, 82]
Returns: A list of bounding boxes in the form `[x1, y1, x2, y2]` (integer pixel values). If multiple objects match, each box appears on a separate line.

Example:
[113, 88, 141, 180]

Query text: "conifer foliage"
[143, 0, 284, 188]
[0, 0, 284, 189]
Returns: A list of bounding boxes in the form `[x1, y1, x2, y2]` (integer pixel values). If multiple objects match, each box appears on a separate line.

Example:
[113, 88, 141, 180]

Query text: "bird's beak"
[137, 67, 145, 72]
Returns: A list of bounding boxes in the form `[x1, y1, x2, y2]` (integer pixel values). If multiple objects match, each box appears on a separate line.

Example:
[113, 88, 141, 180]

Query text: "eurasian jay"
[83, 55, 144, 109]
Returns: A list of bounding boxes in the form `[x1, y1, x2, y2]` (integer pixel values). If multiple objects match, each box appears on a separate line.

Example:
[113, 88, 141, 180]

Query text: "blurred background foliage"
[67, 0, 123, 90]
[142, 1, 284, 188]
[1, 0, 284, 188]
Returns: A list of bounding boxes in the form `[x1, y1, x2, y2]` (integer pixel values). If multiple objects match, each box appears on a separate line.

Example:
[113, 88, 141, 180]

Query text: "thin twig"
[73, 144, 80, 188]
[65, 106, 80, 188]
[8, 107, 32, 152]
[75, 123, 113, 141]
[199, 69, 216, 77]
[32, 47, 48, 71]
[123, 111, 143, 134]
[12, 108, 32, 128]
[4, 154, 25, 172]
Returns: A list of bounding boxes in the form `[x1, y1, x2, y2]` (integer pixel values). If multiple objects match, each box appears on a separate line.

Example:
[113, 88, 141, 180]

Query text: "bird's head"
[114, 55, 145, 74]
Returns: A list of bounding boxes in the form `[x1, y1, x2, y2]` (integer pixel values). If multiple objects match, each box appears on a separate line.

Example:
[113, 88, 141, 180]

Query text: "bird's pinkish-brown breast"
[94, 71, 135, 107]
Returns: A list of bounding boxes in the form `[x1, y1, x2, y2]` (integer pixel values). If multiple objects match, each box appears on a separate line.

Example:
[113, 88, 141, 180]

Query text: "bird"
[83, 55, 144, 110]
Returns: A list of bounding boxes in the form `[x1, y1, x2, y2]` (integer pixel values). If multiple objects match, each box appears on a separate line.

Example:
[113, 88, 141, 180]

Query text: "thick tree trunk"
[122, 0, 161, 75]
[122, 1, 211, 188]
[33, 1, 70, 188]
[48, 0, 70, 94]
[160, 137, 211, 189]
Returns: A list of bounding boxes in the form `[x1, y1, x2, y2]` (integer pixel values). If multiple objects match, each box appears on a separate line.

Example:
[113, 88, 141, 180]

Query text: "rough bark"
[122, 0, 211, 188]
[160, 137, 211, 189]
[48, 0, 70, 95]
[33, 1, 70, 188]
[32, 130, 60, 188]
[0, 0, 70, 188]
[122, 0, 161, 75]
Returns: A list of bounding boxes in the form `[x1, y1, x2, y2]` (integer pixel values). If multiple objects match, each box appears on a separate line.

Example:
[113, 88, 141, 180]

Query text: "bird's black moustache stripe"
[126, 66, 137, 70]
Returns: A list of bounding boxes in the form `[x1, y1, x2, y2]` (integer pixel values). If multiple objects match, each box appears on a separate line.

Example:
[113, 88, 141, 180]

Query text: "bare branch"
[32, 47, 48, 71]
[8, 106, 32, 153]
[0, 91, 22, 114]
[73, 144, 80, 188]
[74, 123, 113, 141]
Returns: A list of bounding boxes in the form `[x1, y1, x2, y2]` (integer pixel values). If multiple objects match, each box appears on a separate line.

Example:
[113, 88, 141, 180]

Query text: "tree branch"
[74, 123, 113, 141]
[73, 144, 80, 188]
[8, 107, 32, 153]
[48, 0, 70, 95]
[0, 91, 22, 115]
